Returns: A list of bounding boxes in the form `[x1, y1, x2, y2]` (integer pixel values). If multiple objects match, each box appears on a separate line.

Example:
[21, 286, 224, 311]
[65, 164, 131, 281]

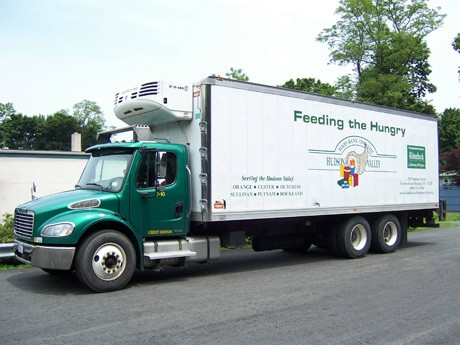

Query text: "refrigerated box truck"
[14, 77, 440, 292]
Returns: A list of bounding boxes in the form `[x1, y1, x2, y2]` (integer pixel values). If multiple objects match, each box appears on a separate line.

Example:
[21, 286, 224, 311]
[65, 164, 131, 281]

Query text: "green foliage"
[439, 108, 460, 153]
[317, 0, 445, 113]
[0, 100, 105, 150]
[0, 213, 31, 267]
[72, 100, 105, 149]
[334, 75, 357, 100]
[0, 213, 14, 243]
[441, 150, 460, 185]
[0, 102, 15, 121]
[0, 111, 80, 150]
[0, 113, 44, 149]
[281, 78, 336, 96]
[225, 67, 249, 82]
[282, 76, 358, 101]
[454, 33, 460, 78]
[439, 107, 460, 184]
[41, 110, 80, 150]
[453, 33, 460, 53]
[358, 69, 409, 108]
[0, 263, 30, 270]
[446, 213, 460, 222]
[317, 0, 375, 77]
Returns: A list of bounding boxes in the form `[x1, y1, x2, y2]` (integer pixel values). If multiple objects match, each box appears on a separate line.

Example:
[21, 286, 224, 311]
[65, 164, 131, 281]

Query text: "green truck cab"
[14, 141, 218, 292]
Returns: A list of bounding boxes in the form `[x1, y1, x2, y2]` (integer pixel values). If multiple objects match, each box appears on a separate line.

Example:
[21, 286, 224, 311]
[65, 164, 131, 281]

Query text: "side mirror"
[31, 182, 37, 200]
[155, 179, 167, 192]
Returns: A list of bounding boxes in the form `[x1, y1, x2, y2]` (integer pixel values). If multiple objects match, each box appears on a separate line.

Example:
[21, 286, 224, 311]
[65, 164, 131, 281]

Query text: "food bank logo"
[337, 143, 368, 189]
[308, 136, 397, 189]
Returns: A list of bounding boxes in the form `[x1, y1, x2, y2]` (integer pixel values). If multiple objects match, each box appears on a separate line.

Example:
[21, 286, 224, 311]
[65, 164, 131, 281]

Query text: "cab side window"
[165, 152, 177, 185]
[136, 151, 177, 189]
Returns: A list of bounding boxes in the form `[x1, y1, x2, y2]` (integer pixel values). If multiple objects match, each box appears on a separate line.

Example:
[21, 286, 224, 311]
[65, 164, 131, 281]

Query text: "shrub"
[0, 213, 14, 243]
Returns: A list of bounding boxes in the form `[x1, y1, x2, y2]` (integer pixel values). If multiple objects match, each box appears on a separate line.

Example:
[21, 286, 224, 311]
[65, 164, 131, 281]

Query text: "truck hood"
[16, 189, 120, 226]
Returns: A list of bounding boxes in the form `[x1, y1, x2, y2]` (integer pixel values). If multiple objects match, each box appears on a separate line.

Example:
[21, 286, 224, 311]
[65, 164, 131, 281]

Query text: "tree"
[453, 33, 460, 79]
[439, 108, 460, 153]
[72, 100, 105, 149]
[454, 33, 460, 53]
[39, 110, 80, 150]
[441, 150, 460, 185]
[281, 78, 336, 96]
[281, 76, 358, 100]
[0, 114, 44, 149]
[317, 0, 445, 113]
[0, 100, 104, 150]
[0, 102, 15, 121]
[225, 67, 249, 81]
[334, 75, 357, 100]
[357, 69, 409, 108]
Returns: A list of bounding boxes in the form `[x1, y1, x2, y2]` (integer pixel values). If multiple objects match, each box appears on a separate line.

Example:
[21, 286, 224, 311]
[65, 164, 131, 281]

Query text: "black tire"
[326, 225, 342, 257]
[337, 216, 371, 259]
[75, 230, 136, 293]
[371, 214, 401, 253]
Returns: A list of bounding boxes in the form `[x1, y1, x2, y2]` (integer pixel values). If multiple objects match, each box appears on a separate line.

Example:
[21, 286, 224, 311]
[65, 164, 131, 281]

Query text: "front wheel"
[75, 230, 136, 292]
[337, 216, 371, 259]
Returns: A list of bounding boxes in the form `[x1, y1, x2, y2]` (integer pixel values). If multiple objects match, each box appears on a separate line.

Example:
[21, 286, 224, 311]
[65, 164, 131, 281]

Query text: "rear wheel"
[337, 216, 371, 258]
[371, 215, 401, 253]
[326, 225, 341, 257]
[75, 230, 136, 292]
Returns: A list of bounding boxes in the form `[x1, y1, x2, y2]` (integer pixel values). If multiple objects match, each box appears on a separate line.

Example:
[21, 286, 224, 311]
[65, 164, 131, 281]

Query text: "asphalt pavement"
[1, 227, 459, 345]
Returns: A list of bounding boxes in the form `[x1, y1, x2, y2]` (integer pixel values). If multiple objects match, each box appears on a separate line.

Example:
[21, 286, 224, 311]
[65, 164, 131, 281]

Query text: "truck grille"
[14, 209, 34, 238]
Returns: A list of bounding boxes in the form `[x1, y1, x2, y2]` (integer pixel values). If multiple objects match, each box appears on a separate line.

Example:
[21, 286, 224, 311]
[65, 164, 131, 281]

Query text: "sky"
[1, 0, 459, 128]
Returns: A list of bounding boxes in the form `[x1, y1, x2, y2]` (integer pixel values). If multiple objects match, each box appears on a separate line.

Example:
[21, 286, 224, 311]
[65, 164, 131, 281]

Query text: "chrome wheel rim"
[350, 224, 367, 250]
[92, 243, 126, 281]
[382, 222, 398, 246]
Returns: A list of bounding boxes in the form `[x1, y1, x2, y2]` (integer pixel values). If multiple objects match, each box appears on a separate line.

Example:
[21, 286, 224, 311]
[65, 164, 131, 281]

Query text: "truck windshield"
[76, 149, 134, 192]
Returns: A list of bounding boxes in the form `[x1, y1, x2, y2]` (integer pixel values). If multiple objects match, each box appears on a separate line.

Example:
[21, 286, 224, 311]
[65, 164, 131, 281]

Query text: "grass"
[0, 263, 30, 271]
[445, 212, 460, 221]
[440, 212, 460, 227]
[409, 212, 460, 232]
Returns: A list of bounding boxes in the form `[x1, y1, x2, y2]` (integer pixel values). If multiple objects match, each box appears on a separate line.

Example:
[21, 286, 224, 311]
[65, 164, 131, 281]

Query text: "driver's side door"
[129, 149, 188, 238]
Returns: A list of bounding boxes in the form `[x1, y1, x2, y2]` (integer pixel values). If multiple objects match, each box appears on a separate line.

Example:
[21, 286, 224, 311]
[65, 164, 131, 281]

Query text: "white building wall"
[0, 150, 89, 221]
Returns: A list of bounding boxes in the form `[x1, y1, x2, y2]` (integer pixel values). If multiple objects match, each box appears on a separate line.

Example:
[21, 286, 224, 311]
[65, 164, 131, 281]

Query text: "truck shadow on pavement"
[6, 241, 435, 295]
[130, 246, 363, 286]
[6, 247, 336, 295]
[133, 238, 436, 284]
[7, 268, 88, 295]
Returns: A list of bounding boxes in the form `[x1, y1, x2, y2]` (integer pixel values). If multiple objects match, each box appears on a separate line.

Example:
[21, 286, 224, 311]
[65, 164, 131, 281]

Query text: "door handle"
[140, 192, 156, 199]
[175, 202, 184, 218]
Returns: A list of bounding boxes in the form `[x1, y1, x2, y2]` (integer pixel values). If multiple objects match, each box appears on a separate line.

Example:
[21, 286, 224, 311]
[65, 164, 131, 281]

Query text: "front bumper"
[14, 240, 76, 270]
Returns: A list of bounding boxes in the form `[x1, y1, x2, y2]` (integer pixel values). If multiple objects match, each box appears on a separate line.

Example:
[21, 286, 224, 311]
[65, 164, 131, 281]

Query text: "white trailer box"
[141, 78, 439, 222]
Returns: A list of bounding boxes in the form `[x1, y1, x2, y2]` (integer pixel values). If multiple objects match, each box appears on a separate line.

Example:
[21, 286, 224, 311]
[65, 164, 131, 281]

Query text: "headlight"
[41, 223, 75, 237]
